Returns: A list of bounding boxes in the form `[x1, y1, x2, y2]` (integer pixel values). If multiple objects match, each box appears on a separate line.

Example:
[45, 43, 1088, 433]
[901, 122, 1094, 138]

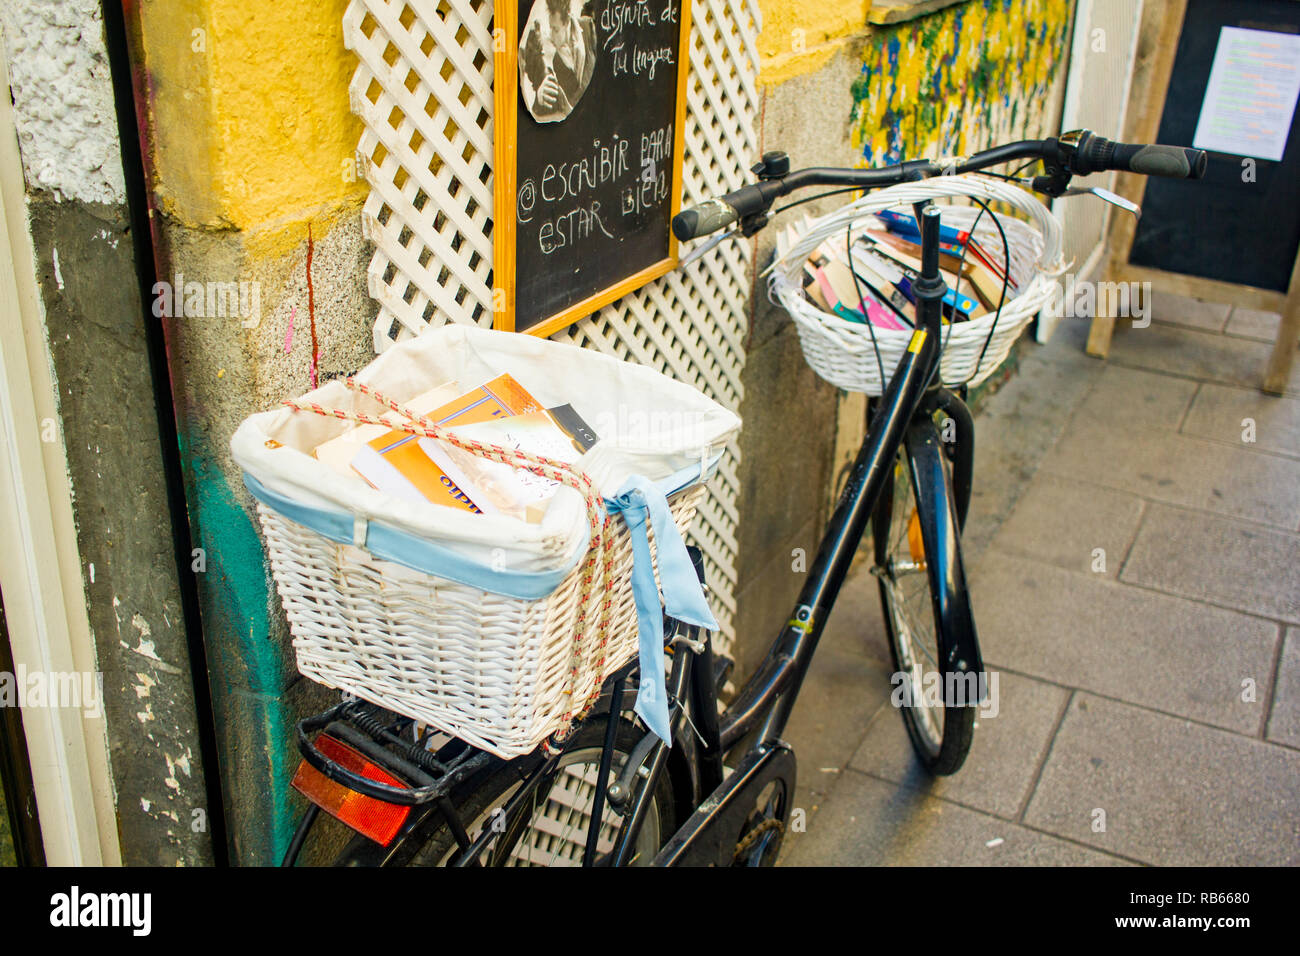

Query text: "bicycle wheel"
[871, 444, 975, 776]
[336, 716, 677, 866]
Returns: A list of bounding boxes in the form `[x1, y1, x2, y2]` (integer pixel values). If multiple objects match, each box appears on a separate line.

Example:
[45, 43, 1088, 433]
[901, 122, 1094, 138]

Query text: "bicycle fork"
[717, 204, 951, 751]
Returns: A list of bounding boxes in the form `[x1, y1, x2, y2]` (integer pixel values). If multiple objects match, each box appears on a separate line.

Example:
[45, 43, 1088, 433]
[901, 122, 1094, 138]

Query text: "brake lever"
[678, 227, 739, 267]
[1059, 185, 1142, 220]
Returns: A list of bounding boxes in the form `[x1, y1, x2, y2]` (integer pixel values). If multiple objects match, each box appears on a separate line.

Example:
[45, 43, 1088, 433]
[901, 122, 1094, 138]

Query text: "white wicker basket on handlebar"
[768, 174, 1064, 396]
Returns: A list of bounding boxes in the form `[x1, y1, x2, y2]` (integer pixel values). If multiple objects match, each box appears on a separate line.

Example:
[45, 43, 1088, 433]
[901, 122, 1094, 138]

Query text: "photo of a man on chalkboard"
[519, 0, 597, 123]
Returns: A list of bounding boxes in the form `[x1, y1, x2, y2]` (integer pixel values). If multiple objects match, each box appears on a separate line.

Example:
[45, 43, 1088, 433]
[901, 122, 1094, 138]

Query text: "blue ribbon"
[605, 476, 718, 746]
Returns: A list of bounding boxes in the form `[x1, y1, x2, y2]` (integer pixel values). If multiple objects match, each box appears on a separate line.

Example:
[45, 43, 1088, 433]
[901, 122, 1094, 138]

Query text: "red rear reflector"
[292, 734, 412, 846]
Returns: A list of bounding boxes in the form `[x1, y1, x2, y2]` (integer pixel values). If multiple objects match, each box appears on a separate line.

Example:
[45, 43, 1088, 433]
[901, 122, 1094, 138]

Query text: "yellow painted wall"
[135, 1, 1060, 230]
[135, 0, 864, 224]
[757, 0, 873, 84]
[135, 0, 366, 236]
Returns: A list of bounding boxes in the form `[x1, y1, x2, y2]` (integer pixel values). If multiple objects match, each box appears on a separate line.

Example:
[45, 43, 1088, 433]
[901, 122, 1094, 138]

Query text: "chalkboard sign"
[493, 0, 692, 336]
[1128, 0, 1300, 292]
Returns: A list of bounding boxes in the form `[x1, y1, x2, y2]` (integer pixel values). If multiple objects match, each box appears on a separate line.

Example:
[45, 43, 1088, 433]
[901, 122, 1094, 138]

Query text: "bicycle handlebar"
[671, 131, 1208, 242]
[1074, 134, 1208, 179]
[671, 197, 740, 241]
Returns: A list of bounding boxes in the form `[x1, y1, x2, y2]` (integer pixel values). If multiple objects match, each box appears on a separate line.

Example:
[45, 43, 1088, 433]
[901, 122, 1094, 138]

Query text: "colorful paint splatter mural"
[851, 0, 1075, 166]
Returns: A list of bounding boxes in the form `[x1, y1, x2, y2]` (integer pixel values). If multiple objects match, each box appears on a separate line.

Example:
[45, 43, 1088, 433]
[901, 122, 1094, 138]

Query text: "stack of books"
[314, 374, 599, 522]
[780, 209, 1018, 330]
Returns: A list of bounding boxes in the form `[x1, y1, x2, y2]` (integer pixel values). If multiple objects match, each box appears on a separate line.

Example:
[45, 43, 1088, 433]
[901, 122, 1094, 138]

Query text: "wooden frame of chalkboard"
[492, 0, 693, 338]
[1088, 0, 1300, 394]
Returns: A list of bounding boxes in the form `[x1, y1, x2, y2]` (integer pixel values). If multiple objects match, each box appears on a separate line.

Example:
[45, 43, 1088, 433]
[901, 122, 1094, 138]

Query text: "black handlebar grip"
[671, 199, 740, 241]
[1112, 142, 1207, 179]
[1081, 135, 1208, 179]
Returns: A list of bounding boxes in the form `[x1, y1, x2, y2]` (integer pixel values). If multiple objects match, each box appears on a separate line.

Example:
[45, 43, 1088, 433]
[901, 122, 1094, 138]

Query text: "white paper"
[1192, 26, 1300, 162]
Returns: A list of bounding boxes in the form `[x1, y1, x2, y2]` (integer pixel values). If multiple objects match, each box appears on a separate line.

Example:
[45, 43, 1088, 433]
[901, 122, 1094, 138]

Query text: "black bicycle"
[281, 130, 1206, 867]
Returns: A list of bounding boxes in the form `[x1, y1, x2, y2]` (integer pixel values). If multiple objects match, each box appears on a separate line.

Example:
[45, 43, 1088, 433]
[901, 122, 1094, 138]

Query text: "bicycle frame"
[722, 202, 963, 745]
[645, 201, 983, 864]
[280, 199, 978, 868]
[284, 132, 1208, 865]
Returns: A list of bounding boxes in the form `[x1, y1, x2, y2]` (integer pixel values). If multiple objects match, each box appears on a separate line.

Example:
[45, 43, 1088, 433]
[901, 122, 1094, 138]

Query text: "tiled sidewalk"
[778, 294, 1300, 866]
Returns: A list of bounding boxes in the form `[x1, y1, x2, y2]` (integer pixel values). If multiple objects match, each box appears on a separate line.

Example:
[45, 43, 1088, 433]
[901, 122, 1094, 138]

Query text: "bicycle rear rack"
[294, 700, 495, 807]
[281, 699, 503, 866]
[283, 669, 638, 866]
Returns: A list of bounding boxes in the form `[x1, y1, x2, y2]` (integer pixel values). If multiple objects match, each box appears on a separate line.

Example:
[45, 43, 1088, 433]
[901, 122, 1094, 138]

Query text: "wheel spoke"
[425, 735, 661, 867]
[896, 602, 937, 670]
[907, 628, 938, 668]
[879, 449, 953, 757]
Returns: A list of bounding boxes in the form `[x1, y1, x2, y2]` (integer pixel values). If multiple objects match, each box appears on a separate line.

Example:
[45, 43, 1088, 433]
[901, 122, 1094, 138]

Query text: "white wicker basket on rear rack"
[255, 486, 703, 758]
[232, 325, 740, 759]
[767, 174, 1064, 396]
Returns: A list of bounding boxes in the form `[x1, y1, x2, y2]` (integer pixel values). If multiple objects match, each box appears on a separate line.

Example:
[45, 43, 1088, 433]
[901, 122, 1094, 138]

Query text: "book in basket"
[422, 404, 601, 522]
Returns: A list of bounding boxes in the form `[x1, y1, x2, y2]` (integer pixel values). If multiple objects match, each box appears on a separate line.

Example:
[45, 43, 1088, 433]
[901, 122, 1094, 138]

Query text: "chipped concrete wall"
[758, 0, 874, 82]
[0, 0, 214, 863]
[148, 210, 375, 865]
[0, 0, 125, 204]
[25, 197, 215, 865]
[122, 0, 375, 865]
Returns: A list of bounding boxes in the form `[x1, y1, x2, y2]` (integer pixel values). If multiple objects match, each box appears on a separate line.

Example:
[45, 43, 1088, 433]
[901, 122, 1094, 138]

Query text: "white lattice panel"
[343, 0, 761, 651]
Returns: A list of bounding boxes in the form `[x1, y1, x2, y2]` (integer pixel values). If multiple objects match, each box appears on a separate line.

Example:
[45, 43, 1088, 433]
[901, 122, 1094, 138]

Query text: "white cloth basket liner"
[232, 324, 741, 590]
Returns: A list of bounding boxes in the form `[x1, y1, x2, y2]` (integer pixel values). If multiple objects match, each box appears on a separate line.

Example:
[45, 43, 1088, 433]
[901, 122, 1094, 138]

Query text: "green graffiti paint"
[177, 426, 296, 865]
[851, 0, 1073, 166]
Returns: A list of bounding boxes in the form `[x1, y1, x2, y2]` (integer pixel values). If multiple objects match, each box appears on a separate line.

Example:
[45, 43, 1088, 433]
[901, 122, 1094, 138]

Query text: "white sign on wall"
[1192, 26, 1300, 162]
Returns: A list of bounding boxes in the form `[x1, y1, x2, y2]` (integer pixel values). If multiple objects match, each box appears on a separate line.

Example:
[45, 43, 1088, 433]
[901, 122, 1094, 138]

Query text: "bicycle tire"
[871, 436, 976, 776]
[334, 716, 678, 866]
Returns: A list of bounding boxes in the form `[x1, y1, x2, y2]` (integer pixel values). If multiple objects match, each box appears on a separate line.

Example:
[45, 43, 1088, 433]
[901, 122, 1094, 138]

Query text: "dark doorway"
[0, 588, 45, 866]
